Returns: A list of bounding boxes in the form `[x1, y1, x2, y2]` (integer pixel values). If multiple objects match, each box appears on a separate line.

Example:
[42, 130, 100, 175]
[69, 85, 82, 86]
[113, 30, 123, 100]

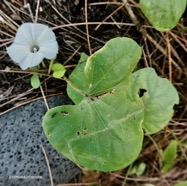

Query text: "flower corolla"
[7, 23, 58, 70]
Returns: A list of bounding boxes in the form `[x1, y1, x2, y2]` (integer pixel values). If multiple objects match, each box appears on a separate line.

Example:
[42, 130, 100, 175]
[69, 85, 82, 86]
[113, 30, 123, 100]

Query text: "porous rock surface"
[0, 96, 80, 186]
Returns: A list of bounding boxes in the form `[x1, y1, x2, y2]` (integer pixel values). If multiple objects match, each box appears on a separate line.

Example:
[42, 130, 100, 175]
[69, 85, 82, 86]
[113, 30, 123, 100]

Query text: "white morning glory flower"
[7, 22, 58, 70]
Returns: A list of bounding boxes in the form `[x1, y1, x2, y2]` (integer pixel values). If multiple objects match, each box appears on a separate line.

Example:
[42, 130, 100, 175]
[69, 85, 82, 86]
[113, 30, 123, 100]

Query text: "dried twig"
[34, 0, 40, 23]
[85, 0, 92, 55]
[40, 85, 49, 111]
[40, 144, 54, 186]
[166, 32, 172, 82]
[23, 3, 34, 22]
[52, 22, 135, 30]
[95, 1, 127, 30]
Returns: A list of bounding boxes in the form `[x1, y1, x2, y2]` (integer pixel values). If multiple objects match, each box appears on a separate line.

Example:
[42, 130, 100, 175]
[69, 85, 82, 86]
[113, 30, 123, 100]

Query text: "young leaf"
[135, 162, 146, 176]
[140, 0, 187, 32]
[30, 74, 40, 89]
[161, 140, 177, 173]
[131, 68, 179, 134]
[52, 63, 66, 78]
[42, 88, 144, 172]
[129, 162, 146, 176]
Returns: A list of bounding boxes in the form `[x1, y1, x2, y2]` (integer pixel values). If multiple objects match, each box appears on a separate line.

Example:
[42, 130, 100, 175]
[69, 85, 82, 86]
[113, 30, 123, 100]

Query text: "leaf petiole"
[64, 76, 86, 97]
[48, 58, 55, 75]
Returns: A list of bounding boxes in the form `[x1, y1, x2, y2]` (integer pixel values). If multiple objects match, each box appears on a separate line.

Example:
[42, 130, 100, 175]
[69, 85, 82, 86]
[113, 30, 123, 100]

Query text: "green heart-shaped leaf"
[85, 37, 142, 96]
[30, 74, 40, 89]
[140, 0, 187, 32]
[52, 63, 66, 78]
[43, 87, 144, 171]
[131, 68, 179, 134]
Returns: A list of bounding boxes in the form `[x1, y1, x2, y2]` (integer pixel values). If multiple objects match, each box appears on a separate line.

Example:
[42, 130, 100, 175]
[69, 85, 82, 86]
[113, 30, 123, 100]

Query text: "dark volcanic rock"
[0, 96, 80, 186]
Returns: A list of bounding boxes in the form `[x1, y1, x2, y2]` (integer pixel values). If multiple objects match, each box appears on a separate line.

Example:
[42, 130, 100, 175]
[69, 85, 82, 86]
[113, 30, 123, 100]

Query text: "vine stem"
[85, 0, 92, 55]
[147, 134, 163, 158]
[48, 58, 55, 75]
[122, 163, 133, 186]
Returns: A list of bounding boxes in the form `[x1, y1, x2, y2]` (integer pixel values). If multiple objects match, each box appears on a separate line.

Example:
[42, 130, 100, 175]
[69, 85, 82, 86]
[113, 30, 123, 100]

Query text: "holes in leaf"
[138, 88, 147, 97]
[89, 84, 92, 89]
[51, 113, 57, 118]
[85, 94, 89, 97]
[76, 131, 81, 136]
[83, 128, 88, 135]
[90, 97, 98, 101]
[91, 97, 95, 101]
[60, 111, 69, 115]
[102, 161, 107, 165]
